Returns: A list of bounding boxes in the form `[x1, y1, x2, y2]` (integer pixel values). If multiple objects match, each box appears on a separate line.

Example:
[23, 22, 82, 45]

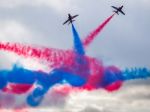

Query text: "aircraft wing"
[111, 6, 118, 10]
[63, 19, 69, 25]
[120, 10, 125, 15]
[72, 15, 79, 19]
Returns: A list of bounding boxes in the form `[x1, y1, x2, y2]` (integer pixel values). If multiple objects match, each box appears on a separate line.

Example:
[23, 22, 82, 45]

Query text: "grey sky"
[0, 0, 150, 112]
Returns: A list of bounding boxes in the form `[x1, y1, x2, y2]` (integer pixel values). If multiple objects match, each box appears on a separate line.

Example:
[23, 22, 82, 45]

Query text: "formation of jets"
[63, 5, 125, 25]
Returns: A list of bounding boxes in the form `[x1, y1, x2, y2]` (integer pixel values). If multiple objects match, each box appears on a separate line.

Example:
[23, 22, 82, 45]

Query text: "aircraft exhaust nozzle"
[68, 20, 75, 25]
[113, 11, 119, 15]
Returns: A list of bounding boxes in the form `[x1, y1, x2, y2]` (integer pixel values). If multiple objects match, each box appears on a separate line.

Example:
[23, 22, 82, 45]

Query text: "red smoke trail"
[0, 42, 108, 94]
[0, 42, 124, 94]
[0, 13, 115, 68]
[83, 14, 115, 47]
[2, 84, 32, 94]
[0, 42, 104, 72]
[0, 42, 75, 68]
[0, 42, 74, 94]
[0, 14, 114, 94]
[1, 42, 149, 98]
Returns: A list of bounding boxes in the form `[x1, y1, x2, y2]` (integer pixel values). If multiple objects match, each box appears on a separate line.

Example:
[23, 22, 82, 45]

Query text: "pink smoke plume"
[83, 14, 115, 47]
[0, 41, 123, 94]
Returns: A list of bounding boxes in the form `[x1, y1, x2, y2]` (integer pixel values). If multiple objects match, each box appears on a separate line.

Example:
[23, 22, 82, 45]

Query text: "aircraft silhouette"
[112, 5, 125, 15]
[63, 14, 79, 25]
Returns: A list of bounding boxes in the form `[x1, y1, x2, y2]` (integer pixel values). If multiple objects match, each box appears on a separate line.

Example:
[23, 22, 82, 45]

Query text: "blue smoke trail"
[71, 24, 85, 55]
[0, 24, 88, 107]
[96, 67, 150, 89]
[122, 67, 150, 80]
[0, 64, 87, 106]
[0, 65, 150, 106]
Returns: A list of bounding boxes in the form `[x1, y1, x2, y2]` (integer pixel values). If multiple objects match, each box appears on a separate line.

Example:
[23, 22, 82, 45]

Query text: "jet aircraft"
[111, 5, 125, 15]
[63, 14, 79, 25]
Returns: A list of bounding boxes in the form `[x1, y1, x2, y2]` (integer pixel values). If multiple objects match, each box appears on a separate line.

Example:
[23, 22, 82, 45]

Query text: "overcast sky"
[0, 0, 150, 112]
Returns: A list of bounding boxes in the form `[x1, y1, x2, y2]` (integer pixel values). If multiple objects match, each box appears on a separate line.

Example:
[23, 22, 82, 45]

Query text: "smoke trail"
[0, 42, 74, 68]
[0, 42, 89, 70]
[0, 42, 88, 95]
[99, 67, 150, 92]
[0, 14, 150, 107]
[71, 24, 85, 55]
[2, 84, 32, 94]
[0, 23, 90, 106]
[0, 24, 90, 106]
[122, 67, 150, 80]
[1, 42, 150, 94]
[1, 63, 150, 106]
[81, 66, 150, 92]
[83, 14, 115, 47]
[0, 65, 63, 106]
[0, 63, 88, 106]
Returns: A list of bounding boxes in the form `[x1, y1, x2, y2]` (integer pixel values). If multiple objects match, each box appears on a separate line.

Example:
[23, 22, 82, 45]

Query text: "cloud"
[60, 82, 150, 112]
[0, 0, 78, 13]
[0, 91, 15, 108]
[0, 20, 33, 43]
[36, 0, 77, 13]
[80, 106, 102, 112]
[0, 0, 27, 8]
[0, 83, 150, 112]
